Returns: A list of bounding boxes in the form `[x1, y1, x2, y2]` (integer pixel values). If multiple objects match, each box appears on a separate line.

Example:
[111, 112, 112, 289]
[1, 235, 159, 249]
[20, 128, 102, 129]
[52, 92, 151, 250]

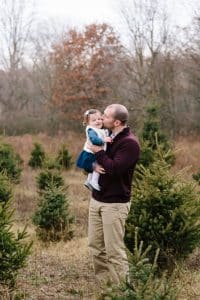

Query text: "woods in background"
[0, 0, 199, 136]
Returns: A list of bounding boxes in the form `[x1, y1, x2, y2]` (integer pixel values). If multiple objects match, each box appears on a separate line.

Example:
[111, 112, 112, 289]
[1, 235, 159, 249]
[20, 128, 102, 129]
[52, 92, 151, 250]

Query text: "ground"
[0, 133, 200, 299]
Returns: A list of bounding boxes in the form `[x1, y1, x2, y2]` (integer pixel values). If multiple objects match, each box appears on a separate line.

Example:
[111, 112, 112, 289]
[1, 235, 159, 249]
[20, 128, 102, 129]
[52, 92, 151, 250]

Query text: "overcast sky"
[34, 0, 197, 31]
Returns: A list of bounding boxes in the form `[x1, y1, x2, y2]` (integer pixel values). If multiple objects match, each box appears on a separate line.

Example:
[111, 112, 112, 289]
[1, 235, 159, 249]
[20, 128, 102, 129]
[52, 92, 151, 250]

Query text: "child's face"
[88, 112, 103, 128]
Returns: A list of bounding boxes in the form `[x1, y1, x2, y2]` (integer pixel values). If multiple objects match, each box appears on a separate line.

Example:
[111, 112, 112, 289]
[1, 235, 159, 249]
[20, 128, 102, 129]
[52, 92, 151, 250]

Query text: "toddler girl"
[76, 109, 112, 191]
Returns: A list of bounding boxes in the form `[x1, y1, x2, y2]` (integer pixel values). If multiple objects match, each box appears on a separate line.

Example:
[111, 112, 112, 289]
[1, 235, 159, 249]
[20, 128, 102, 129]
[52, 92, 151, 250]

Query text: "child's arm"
[88, 128, 104, 146]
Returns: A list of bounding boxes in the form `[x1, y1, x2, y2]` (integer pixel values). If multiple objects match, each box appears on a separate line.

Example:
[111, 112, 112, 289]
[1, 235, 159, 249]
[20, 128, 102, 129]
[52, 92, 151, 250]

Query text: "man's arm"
[95, 139, 140, 176]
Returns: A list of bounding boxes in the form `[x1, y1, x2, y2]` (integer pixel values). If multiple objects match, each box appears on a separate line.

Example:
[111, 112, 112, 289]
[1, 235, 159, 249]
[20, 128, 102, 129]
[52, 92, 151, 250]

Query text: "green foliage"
[28, 143, 46, 168]
[33, 185, 74, 242]
[0, 173, 12, 204]
[101, 229, 177, 300]
[138, 139, 155, 168]
[56, 145, 73, 169]
[142, 105, 170, 149]
[140, 104, 175, 167]
[125, 159, 200, 270]
[36, 169, 64, 192]
[192, 171, 200, 184]
[0, 143, 22, 183]
[0, 174, 32, 287]
[42, 156, 61, 170]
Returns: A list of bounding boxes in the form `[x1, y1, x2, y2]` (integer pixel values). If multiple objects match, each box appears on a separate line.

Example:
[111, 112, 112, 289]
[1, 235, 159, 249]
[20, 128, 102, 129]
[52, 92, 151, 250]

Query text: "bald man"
[87, 104, 140, 285]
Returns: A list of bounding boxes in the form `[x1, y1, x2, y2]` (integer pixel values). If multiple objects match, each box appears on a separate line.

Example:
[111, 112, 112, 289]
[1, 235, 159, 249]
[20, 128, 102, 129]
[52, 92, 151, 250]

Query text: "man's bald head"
[106, 104, 129, 125]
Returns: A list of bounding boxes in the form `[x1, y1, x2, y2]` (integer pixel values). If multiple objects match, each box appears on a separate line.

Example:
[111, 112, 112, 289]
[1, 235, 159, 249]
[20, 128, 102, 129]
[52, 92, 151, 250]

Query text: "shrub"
[28, 143, 45, 168]
[0, 143, 22, 183]
[33, 185, 74, 242]
[0, 173, 13, 203]
[140, 104, 175, 167]
[142, 104, 170, 150]
[56, 145, 73, 169]
[101, 229, 177, 300]
[42, 156, 61, 170]
[192, 171, 200, 185]
[36, 169, 64, 192]
[0, 174, 32, 287]
[125, 158, 200, 270]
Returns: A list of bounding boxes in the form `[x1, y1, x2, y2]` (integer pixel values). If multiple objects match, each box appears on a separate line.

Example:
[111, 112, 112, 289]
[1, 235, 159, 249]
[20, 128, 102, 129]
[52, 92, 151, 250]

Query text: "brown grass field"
[0, 133, 200, 299]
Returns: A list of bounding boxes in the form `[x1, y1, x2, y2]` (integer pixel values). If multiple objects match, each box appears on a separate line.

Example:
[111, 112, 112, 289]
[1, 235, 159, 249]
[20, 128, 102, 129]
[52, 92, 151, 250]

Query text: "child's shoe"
[84, 180, 93, 191]
[90, 181, 101, 191]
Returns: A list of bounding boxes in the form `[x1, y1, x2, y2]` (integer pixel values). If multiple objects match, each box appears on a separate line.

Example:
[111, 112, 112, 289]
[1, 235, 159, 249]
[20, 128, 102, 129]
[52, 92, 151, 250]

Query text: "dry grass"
[171, 136, 200, 180]
[0, 133, 200, 299]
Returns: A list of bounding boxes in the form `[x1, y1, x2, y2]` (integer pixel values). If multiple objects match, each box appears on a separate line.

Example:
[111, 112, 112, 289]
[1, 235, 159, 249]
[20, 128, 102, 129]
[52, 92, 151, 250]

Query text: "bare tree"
[0, 0, 35, 114]
[114, 0, 184, 134]
[118, 0, 170, 101]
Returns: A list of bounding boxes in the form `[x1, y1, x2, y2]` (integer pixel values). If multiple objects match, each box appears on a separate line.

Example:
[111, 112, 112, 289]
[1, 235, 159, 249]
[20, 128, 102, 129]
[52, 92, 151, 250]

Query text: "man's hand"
[93, 163, 106, 174]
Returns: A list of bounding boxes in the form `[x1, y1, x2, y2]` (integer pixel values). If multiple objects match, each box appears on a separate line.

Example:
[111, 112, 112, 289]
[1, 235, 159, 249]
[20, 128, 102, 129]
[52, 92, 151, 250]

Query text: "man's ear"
[114, 120, 121, 127]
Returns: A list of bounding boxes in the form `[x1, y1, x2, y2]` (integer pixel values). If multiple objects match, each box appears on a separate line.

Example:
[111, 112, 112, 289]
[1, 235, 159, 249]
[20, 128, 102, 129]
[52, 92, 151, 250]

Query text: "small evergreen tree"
[56, 145, 73, 169]
[0, 143, 22, 183]
[28, 143, 45, 168]
[193, 170, 200, 185]
[125, 157, 200, 270]
[36, 169, 64, 192]
[0, 174, 32, 287]
[33, 185, 74, 241]
[42, 156, 61, 170]
[142, 104, 170, 150]
[139, 104, 175, 167]
[101, 229, 177, 300]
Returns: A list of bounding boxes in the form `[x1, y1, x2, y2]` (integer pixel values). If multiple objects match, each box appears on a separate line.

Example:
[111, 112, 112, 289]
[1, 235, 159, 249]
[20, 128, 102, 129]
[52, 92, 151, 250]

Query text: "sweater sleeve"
[95, 139, 140, 175]
[88, 128, 104, 146]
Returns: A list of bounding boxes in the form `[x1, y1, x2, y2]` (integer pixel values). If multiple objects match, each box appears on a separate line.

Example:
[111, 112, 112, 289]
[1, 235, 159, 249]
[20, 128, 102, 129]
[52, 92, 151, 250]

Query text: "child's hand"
[105, 137, 113, 143]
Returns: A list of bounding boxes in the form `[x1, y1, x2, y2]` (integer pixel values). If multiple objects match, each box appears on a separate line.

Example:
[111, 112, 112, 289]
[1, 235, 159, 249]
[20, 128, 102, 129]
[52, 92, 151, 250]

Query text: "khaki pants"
[88, 197, 130, 285]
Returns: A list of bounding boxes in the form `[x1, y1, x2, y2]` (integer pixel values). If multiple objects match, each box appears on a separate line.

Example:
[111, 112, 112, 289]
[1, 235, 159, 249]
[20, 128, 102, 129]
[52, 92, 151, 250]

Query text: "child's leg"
[84, 173, 93, 190]
[90, 171, 101, 191]
[87, 173, 92, 182]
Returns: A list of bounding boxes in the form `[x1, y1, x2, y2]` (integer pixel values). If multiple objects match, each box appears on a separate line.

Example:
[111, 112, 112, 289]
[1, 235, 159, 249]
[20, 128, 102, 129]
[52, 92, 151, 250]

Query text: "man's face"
[102, 107, 116, 130]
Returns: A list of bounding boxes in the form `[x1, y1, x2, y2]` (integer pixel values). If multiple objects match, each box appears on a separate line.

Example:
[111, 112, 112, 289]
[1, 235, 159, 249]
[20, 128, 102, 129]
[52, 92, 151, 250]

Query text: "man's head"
[103, 104, 129, 132]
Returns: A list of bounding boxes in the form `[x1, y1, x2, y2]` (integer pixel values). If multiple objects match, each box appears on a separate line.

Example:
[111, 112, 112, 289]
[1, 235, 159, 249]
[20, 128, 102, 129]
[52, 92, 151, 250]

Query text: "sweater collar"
[111, 127, 130, 141]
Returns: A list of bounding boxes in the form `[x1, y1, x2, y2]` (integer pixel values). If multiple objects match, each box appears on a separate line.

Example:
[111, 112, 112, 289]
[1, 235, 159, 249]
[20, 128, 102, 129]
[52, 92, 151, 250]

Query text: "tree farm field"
[1, 133, 200, 299]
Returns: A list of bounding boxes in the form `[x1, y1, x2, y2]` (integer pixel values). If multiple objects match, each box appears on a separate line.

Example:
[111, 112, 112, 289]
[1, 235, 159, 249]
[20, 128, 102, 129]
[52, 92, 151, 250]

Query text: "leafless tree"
[0, 0, 35, 114]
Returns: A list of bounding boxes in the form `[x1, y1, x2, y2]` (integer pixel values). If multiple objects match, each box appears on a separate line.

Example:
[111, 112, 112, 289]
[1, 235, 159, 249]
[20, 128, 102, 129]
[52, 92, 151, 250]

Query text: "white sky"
[35, 0, 118, 27]
[35, 0, 197, 31]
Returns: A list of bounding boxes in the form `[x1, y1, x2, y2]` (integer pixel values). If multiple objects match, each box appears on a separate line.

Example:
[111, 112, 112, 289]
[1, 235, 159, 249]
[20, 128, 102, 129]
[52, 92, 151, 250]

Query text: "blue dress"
[76, 128, 105, 173]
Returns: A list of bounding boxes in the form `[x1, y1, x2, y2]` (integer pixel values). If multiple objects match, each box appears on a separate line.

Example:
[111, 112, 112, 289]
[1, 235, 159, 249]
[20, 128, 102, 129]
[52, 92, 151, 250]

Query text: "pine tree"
[0, 143, 22, 183]
[56, 145, 73, 169]
[101, 229, 177, 299]
[192, 170, 200, 185]
[33, 167, 74, 241]
[33, 185, 74, 242]
[125, 156, 200, 270]
[36, 169, 64, 192]
[28, 143, 45, 168]
[139, 104, 175, 167]
[0, 173, 32, 287]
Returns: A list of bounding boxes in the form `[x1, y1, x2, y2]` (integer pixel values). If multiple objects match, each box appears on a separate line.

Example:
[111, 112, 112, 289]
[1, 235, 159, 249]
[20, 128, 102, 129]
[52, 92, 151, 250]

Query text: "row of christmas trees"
[0, 104, 200, 298]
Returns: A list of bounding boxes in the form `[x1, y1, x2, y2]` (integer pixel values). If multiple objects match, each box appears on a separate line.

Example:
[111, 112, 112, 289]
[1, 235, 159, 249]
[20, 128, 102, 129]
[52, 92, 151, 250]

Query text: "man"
[87, 104, 140, 285]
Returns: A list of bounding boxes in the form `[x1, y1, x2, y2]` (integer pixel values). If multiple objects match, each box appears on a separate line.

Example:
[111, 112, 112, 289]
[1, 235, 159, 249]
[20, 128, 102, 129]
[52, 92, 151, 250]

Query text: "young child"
[76, 109, 112, 191]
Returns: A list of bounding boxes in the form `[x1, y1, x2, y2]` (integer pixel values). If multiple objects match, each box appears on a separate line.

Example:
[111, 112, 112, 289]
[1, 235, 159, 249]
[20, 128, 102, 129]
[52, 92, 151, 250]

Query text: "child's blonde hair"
[83, 109, 101, 126]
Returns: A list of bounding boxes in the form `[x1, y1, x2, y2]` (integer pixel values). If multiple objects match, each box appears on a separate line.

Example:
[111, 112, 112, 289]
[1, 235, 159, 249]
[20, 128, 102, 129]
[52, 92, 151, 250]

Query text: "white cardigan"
[83, 125, 108, 153]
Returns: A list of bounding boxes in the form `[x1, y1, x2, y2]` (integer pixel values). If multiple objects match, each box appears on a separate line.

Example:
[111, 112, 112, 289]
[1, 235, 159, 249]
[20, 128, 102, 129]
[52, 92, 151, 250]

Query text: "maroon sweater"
[92, 127, 140, 203]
